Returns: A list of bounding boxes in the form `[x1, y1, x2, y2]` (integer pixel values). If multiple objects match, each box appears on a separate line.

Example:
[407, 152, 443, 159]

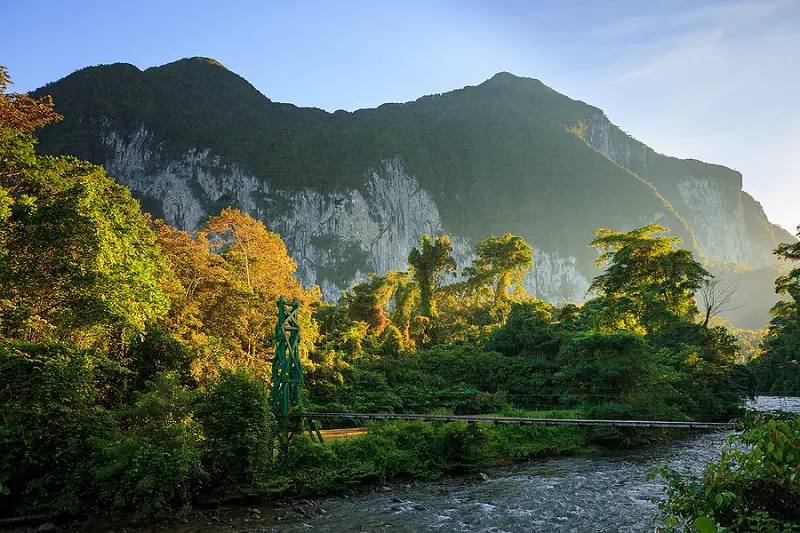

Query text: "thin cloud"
[580, 0, 799, 232]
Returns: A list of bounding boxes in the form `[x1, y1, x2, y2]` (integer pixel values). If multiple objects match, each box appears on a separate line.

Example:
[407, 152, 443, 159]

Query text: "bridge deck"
[302, 412, 735, 430]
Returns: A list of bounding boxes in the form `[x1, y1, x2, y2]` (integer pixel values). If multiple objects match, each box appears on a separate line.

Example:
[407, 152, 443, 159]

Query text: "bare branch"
[699, 277, 741, 327]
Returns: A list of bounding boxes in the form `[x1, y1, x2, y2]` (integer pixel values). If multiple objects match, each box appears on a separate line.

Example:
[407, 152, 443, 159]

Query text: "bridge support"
[270, 296, 323, 443]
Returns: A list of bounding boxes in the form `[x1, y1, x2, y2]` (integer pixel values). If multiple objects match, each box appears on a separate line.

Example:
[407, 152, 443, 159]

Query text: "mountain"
[31, 57, 795, 323]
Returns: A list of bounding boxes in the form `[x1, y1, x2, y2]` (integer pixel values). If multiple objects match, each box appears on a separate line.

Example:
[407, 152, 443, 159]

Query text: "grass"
[319, 427, 369, 440]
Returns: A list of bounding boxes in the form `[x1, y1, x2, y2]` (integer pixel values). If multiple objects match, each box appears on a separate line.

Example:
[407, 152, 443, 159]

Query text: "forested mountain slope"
[33, 57, 794, 313]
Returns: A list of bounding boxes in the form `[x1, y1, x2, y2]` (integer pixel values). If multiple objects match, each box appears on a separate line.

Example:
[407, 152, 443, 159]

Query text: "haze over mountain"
[32, 57, 795, 328]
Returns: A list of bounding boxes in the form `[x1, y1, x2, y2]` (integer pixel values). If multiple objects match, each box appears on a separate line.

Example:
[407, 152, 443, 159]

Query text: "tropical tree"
[465, 233, 533, 303]
[199, 208, 320, 369]
[589, 224, 710, 333]
[656, 411, 800, 532]
[407, 234, 457, 319]
[556, 331, 672, 418]
[0, 66, 172, 347]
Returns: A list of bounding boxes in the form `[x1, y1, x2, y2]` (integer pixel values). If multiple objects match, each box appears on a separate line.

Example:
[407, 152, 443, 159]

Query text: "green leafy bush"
[90, 374, 205, 522]
[654, 411, 800, 532]
[196, 368, 275, 495]
[557, 332, 672, 419]
[329, 421, 488, 481]
[127, 329, 194, 391]
[0, 340, 115, 515]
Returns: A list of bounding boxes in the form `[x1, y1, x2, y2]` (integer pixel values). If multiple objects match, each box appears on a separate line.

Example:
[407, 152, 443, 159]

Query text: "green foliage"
[195, 368, 276, 494]
[556, 332, 673, 419]
[465, 233, 533, 303]
[485, 299, 559, 356]
[654, 411, 800, 532]
[379, 325, 405, 356]
[127, 328, 194, 391]
[0, 90, 172, 347]
[653, 322, 750, 420]
[408, 233, 457, 320]
[0, 341, 116, 515]
[589, 224, 710, 333]
[91, 374, 205, 522]
[268, 417, 605, 497]
[276, 421, 490, 489]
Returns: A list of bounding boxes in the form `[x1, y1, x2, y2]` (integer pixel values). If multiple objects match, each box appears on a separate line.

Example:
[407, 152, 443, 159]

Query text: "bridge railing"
[300, 412, 735, 430]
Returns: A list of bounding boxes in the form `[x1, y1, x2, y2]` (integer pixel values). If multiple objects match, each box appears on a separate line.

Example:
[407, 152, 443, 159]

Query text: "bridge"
[301, 412, 734, 430]
[270, 298, 736, 442]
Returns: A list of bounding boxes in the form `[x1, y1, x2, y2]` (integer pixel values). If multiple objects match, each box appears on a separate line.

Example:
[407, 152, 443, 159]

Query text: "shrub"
[654, 411, 800, 532]
[89, 374, 205, 522]
[127, 329, 194, 391]
[195, 368, 275, 495]
[485, 299, 559, 357]
[556, 332, 671, 418]
[0, 340, 115, 516]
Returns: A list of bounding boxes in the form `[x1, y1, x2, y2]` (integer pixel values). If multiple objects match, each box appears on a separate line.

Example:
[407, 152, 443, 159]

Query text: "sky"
[3, 0, 798, 233]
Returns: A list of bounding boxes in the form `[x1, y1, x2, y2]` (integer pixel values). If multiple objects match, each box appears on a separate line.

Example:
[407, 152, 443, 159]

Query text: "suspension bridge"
[270, 298, 736, 442]
[300, 412, 734, 430]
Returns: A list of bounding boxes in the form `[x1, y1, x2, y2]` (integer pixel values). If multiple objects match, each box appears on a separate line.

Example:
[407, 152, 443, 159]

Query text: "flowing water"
[241, 397, 799, 533]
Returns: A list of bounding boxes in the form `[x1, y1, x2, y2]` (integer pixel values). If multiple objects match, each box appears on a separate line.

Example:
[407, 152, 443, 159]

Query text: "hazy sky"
[3, 0, 798, 233]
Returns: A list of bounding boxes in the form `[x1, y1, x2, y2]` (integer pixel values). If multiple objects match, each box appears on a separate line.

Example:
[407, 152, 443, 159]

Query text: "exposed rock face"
[584, 112, 782, 266]
[104, 126, 589, 303]
[675, 176, 753, 263]
[36, 61, 793, 318]
[527, 251, 590, 305]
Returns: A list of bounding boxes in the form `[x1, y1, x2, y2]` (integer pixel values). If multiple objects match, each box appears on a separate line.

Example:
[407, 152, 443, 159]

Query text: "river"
[40, 397, 798, 533]
[238, 397, 799, 533]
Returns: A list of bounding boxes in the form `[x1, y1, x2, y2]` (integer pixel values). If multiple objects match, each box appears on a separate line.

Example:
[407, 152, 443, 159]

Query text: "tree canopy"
[407, 234, 457, 320]
[0, 65, 171, 348]
[465, 233, 532, 303]
[589, 224, 710, 333]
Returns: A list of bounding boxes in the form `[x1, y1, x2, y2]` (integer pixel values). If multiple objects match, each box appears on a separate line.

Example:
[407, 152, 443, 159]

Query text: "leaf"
[693, 516, 717, 533]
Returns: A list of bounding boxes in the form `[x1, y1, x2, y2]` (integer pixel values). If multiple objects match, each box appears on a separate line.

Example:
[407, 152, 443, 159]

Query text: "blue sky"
[3, 0, 798, 233]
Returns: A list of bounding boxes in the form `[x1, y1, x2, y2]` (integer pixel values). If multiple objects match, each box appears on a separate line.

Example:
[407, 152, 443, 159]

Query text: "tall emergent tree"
[200, 208, 320, 368]
[588, 224, 710, 333]
[465, 233, 533, 303]
[407, 234, 457, 319]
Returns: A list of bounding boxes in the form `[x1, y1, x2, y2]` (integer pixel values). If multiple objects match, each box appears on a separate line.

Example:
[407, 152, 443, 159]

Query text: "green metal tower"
[270, 296, 322, 442]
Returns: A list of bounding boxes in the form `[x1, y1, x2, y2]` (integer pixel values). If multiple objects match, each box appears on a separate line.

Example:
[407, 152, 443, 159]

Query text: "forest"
[1, 65, 799, 530]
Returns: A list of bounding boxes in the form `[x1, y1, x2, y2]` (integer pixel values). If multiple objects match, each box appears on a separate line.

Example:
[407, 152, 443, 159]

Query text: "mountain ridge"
[30, 57, 795, 326]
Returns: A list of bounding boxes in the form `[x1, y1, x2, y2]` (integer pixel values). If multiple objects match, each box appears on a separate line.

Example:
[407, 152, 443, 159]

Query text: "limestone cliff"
[103, 124, 589, 303]
[583, 112, 791, 266]
[32, 58, 791, 312]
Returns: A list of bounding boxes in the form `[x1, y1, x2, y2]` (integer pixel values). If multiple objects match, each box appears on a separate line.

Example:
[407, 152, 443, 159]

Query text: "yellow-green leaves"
[589, 224, 710, 334]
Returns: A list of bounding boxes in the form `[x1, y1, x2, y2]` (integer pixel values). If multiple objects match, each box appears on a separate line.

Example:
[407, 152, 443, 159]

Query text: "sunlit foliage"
[655, 412, 800, 532]
[589, 224, 710, 333]
[155, 209, 320, 378]
[751, 226, 800, 394]
[465, 233, 532, 303]
[408, 234, 457, 320]
[0, 64, 773, 524]
[0, 65, 172, 349]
